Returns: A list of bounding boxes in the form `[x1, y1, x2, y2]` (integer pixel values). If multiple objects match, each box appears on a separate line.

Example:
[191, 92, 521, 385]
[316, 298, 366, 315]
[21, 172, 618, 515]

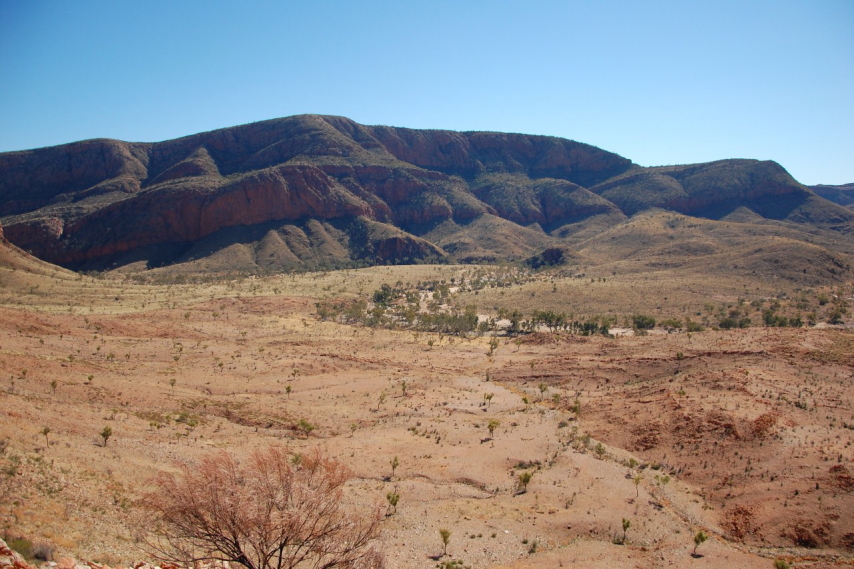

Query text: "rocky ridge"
[0, 538, 35, 569]
[810, 183, 854, 210]
[0, 115, 852, 272]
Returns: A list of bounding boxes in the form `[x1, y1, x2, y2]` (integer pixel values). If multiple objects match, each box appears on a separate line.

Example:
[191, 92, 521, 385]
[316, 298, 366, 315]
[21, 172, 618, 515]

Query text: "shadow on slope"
[100, 217, 446, 274]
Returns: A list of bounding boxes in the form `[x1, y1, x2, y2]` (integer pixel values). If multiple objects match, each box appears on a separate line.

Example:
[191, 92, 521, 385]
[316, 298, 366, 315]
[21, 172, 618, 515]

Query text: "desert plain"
[1, 236, 853, 569]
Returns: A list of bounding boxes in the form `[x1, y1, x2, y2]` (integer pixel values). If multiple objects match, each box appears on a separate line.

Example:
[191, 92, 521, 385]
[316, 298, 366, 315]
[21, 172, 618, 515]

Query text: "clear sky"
[1, 0, 852, 185]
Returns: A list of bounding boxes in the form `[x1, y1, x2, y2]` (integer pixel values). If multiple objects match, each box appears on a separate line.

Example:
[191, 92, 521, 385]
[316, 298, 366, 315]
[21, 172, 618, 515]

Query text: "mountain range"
[1, 115, 852, 279]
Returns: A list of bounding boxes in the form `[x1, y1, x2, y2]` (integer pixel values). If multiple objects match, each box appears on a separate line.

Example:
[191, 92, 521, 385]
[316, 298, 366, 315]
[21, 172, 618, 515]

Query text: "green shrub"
[632, 314, 656, 330]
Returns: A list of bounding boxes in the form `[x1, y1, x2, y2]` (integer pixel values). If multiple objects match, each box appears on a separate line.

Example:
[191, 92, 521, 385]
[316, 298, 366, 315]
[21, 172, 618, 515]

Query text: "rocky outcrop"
[0, 537, 36, 569]
[0, 115, 851, 271]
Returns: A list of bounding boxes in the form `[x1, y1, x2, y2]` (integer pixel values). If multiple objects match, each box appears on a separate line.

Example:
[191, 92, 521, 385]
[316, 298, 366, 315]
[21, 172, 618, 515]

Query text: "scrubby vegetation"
[315, 266, 851, 339]
[1, 250, 852, 568]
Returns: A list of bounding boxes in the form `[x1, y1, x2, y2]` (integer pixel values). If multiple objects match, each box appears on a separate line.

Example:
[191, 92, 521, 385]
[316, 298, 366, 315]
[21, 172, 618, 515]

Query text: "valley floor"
[0, 265, 852, 568]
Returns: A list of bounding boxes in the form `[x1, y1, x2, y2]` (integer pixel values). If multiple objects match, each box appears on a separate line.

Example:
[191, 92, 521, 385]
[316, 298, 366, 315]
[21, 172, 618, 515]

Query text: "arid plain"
[2, 231, 853, 569]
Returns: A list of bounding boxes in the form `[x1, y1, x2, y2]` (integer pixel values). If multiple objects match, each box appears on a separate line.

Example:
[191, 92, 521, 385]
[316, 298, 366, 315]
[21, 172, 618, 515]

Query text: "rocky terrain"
[1, 232, 853, 568]
[1, 116, 852, 275]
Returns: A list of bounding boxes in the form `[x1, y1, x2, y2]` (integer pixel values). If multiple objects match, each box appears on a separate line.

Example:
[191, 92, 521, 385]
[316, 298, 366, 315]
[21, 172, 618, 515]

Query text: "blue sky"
[1, 0, 852, 185]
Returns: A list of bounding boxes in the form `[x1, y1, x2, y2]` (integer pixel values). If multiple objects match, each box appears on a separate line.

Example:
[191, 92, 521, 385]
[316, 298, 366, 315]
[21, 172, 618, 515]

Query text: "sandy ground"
[0, 263, 852, 568]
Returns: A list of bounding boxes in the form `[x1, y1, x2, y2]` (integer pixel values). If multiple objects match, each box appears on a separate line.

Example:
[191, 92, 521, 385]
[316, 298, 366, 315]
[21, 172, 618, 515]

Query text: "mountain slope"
[1, 115, 852, 276]
[810, 183, 854, 210]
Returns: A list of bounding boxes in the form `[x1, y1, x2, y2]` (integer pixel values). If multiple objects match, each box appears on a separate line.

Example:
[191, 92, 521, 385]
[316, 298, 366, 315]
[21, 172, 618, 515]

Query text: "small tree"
[693, 530, 708, 555]
[285, 385, 292, 398]
[143, 447, 384, 568]
[100, 425, 112, 446]
[297, 419, 315, 437]
[487, 419, 500, 439]
[621, 518, 631, 544]
[386, 491, 399, 515]
[50, 379, 58, 394]
[488, 337, 499, 357]
[390, 456, 400, 479]
[632, 314, 656, 330]
[633, 474, 642, 498]
[439, 528, 451, 556]
[517, 471, 533, 493]
[169, 378, 176, 394]
[42, 426, 51, 447]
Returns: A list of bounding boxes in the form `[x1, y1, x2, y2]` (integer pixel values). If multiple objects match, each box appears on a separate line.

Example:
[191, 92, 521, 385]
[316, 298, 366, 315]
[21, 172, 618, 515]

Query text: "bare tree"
[143, 446, 384, 569]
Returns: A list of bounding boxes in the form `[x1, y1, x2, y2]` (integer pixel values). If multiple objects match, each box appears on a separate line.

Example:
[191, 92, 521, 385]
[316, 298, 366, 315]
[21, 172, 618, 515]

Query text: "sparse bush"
[143, 446, 384, 568]
[100, 426, 112, 446]
[439, 528, 451, 556]
[517, 471, 533, 493]
[693, 530, 708, 555]
[386, 491, 399, 515]
[297, 419, 315, 436]
[487, 419, 500, 439]
[613, 518, 631, 545]
[175, 411, 199, 427]
[632, 314, 656, 330]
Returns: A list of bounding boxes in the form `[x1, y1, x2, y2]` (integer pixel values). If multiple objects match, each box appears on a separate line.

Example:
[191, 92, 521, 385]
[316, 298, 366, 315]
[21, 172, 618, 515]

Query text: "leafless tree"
[143, 446, 384, 569]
